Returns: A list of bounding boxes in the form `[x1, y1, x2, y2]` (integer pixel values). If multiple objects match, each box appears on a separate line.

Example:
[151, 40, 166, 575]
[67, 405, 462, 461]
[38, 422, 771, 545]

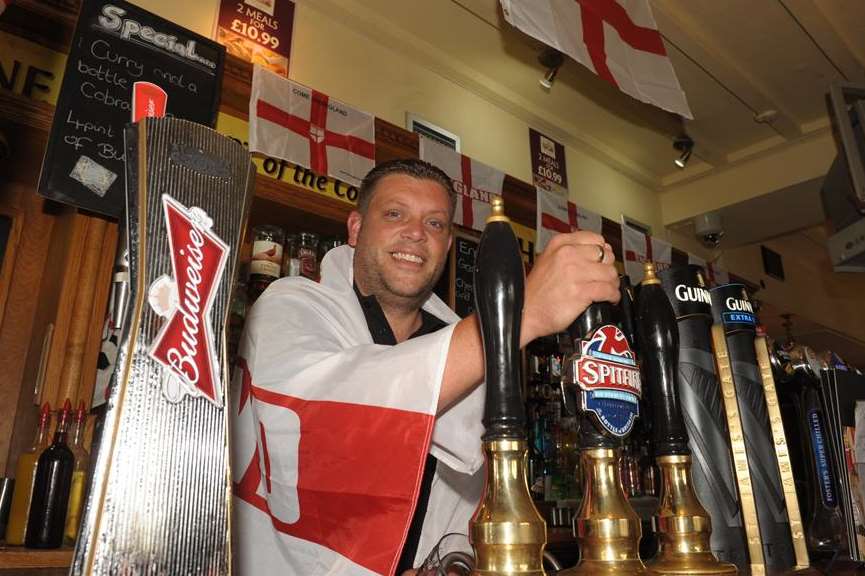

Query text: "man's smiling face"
[348, 173, 453, 309]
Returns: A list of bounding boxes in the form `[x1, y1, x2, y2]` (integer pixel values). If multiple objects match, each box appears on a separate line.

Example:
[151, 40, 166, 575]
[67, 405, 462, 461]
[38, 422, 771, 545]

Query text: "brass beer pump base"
[470, 438, 546, 576]
[559, 448, 649, 576]
[647, 454, 738, 575]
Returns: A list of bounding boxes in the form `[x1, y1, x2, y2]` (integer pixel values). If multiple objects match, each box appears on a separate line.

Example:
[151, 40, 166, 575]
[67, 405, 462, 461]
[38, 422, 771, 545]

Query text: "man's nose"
[400, 217, 425, 241]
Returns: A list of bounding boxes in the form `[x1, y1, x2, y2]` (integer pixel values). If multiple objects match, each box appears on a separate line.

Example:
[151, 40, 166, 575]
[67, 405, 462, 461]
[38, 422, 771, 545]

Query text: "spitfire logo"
[574, 325, 641, 437]
[148, 195, 229, 406]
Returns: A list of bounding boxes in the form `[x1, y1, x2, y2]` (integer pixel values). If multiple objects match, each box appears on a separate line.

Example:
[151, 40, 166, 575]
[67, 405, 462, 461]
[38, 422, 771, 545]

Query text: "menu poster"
[450, 230, 479, 319]
[37, 0, 225, 218]
[529, 127, 568, 195]
[215, 0, 294, 77]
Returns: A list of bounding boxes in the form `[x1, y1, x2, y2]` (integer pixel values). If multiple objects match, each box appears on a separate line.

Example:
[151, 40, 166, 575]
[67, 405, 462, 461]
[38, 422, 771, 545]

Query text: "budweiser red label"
[148, 194, 229, 406]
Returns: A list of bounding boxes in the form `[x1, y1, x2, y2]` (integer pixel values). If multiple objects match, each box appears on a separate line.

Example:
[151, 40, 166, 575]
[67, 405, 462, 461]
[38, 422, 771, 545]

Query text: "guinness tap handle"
[636, 262, 689, 455]
[474, 196, 525, 439]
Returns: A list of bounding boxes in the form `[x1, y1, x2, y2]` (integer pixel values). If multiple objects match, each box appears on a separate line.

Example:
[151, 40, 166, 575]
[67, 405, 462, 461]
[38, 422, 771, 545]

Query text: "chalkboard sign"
[450, 230, 479, 318]
[37, 0, 225, 217]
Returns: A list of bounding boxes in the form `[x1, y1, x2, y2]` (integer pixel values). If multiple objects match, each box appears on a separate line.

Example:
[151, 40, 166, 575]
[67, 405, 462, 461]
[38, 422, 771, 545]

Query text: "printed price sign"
[215, 0, 294, 77]
[529, 128, 568, 195]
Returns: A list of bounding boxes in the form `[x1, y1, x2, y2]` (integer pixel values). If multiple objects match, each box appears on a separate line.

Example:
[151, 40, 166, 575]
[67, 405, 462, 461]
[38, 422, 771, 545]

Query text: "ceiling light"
[673, 135, 694, 169]
[539, 67, 560, 89]
[538, 48, 565, 91]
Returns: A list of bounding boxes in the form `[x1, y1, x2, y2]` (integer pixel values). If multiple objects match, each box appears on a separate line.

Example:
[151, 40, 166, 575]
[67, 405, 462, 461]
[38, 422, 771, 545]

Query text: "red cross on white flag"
[688, 253, 730, 287]
[536, 187, 602, 253]
[419, 136, 504, 232]
[501, 0, 692, 119]
[622, 222, 672, 283]
[249, 66, 376, 186]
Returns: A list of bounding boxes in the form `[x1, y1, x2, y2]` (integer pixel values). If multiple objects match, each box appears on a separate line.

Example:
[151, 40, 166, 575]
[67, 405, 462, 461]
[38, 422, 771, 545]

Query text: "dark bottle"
[25, 400, 75, 549]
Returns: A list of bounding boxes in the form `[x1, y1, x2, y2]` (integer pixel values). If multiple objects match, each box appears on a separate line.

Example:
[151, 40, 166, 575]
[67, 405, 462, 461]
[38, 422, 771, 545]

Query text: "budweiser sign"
[148, 194, 229, 406]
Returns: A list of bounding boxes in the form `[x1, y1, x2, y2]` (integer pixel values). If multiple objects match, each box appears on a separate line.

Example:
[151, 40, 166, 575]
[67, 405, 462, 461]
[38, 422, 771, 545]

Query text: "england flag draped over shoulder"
[500, 0, 693, 119]
[419, 136, 504, 232]
[249, 66, 376, 186]
[536, 187, 602, 253]
[688, 253, 730, 287]
[622, 223, 672, 283]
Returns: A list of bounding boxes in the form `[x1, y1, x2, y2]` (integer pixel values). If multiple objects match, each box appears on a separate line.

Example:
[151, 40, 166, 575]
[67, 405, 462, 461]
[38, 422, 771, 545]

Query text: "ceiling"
[319, 0, 865, 362]
[325, 0, 865, 188]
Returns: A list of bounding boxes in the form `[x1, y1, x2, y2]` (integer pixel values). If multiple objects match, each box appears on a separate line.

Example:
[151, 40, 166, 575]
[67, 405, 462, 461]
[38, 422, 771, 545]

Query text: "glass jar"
[282, 234, 299, 277]
[318, 237, 346, 261]
[296, 232, 320, 281]
[248, 224, 284, 301]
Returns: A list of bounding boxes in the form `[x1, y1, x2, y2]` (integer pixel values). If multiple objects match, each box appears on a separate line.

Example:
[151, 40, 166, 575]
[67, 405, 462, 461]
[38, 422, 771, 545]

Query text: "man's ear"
[347, 211, 363, 247]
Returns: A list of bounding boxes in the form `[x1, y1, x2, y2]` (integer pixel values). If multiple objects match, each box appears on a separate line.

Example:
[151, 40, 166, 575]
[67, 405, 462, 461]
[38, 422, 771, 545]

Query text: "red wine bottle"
[25, 399, 75, 549]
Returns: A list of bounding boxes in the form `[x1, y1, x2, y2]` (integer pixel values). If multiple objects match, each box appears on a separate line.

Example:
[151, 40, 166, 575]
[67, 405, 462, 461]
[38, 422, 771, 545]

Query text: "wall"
[130, 0, 668, 236]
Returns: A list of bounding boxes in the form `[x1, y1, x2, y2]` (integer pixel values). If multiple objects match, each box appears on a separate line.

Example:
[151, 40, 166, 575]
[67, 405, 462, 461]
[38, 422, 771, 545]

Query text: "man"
[232, 158, 619, 575]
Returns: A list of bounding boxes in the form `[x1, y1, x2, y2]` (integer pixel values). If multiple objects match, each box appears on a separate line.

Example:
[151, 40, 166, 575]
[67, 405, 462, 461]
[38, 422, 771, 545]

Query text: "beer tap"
[470, 196, 546, 575]
[636, 262, 737, 575]
[559, 282, 646, 574]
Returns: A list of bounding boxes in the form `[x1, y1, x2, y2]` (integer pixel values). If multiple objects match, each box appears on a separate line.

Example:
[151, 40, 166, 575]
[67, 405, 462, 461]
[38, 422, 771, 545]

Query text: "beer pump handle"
[474, 197, 525, 440]
[566, 302, 620, 449]
[636, 263, 689, 455]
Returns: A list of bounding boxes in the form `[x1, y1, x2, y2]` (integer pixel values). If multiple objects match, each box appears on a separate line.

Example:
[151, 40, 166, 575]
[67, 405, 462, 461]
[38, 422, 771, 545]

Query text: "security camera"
[694, 212, 724, 248]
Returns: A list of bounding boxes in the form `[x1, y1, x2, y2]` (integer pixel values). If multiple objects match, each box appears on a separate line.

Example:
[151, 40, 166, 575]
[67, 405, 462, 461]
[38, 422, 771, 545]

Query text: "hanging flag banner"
[622, 222, 672, 283]
[529, 128, 568, 195]
[500, 0, 693, 119]
[536, 187, 602, 253]
[419, 136, 504, 232]
[688, 253, 730, 287]
[249, 66, 375, 187]
[215, 0, 294, 77]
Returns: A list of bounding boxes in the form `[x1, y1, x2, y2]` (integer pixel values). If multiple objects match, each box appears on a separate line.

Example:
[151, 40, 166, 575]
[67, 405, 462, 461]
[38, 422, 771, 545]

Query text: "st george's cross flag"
[688, 253, 730, 287]
[249, 66, 375, 186]
[500, 0, 692, 119]
[622, 222, 672, 283]
[419, 136, 505, 232]
[536, 187, 602, 253]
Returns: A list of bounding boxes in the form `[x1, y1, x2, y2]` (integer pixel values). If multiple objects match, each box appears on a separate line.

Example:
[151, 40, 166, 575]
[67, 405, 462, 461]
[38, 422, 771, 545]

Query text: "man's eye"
[427, 219, 445, 231]
[384, 209, 401, 219]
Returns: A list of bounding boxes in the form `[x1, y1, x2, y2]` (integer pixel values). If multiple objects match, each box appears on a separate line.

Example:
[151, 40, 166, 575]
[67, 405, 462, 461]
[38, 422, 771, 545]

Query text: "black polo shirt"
[353, 284, 446, 573]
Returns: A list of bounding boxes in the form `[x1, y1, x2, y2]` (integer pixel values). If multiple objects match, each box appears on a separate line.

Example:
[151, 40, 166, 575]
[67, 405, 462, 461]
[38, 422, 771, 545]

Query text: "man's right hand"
[521, 230, 620, 346]
[439, 230, 620, 412]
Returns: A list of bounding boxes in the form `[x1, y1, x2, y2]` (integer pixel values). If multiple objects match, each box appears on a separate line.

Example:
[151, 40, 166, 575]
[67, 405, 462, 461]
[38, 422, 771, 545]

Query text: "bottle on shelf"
[248, 224, 285, 302]
[4, 402, 52, 545]
[25, 399, 75, 549]
[63, 401, 90, 546]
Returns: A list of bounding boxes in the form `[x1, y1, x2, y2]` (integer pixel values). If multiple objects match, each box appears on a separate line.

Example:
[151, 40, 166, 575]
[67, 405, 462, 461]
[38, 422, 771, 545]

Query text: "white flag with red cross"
[536, 187, 602, 253]
[622, 223, 672, 283]
[419, 136, 504, 232]
[688, 253, 730, 287]
[249, 66, 376, 187]
[500, 0, 692, 119]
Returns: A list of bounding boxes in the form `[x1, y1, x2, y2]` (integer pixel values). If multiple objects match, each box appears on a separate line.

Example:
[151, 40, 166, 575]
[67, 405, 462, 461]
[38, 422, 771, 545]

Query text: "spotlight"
[673, 135, 693, 169]
[538, 48, 565, 90]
